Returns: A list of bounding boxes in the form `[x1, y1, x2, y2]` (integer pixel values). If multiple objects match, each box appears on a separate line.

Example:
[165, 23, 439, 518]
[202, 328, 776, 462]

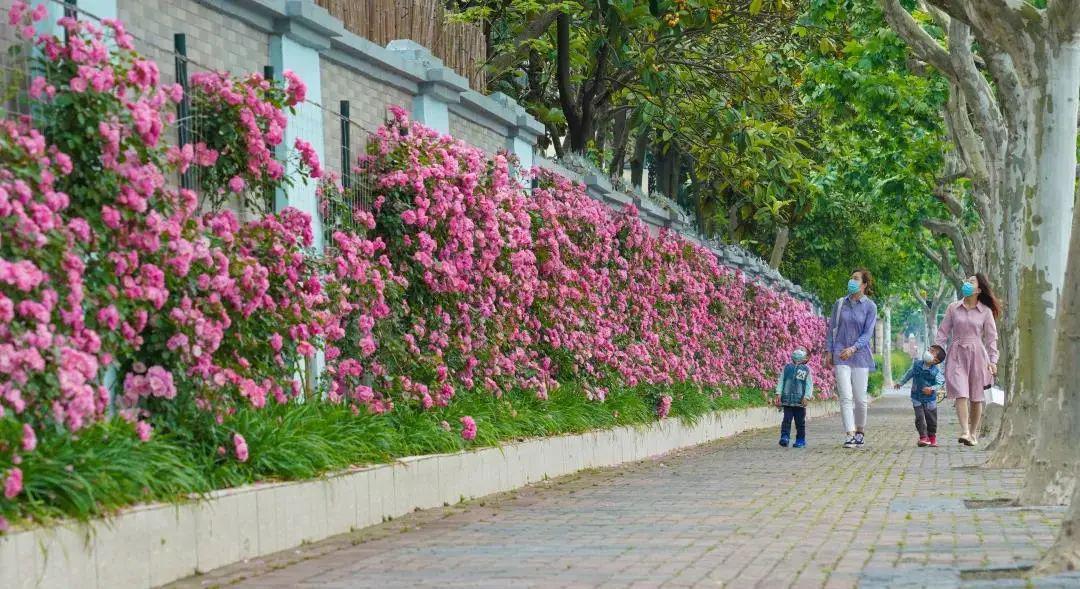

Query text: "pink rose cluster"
[187, 68, 320, 210]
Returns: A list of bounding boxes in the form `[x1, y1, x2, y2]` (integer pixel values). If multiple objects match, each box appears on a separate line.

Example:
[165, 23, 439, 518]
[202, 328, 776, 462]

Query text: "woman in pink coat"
[934, 273, 1001, 446]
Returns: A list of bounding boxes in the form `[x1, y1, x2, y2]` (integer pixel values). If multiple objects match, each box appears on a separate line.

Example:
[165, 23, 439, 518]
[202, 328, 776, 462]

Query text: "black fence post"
[264, 65, 279, 213]
[174, 33, 193, 190]
[340, 100, 351, 190]
[63, 0, 77, 43]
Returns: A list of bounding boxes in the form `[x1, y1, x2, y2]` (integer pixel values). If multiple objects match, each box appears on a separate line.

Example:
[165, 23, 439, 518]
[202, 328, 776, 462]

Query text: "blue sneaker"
[793, 438, 806, 448]
[779, 436, 790, 447]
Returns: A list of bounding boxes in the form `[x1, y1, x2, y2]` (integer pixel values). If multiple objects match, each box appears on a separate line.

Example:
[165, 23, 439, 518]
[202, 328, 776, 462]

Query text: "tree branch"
[946, 19, 1007, 161]
[926, 0, 1044, 63]
[934, 275, 954, 307]
[922, 217, 975, 275]
[941, 87, 990, 186]
[487, 10, 560, 75]
[879, 0, 955, 77]
[917, 240, 966, 287]
[1047, 0, 1080, 42]
[933, 182, 967, 220]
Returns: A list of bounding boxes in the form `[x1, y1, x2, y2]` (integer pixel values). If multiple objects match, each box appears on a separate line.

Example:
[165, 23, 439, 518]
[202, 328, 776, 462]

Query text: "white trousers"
[835, 365, 869, 433]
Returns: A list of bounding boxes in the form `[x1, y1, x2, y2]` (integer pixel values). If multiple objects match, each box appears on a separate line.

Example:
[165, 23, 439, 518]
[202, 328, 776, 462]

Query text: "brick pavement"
[168, 390, 1080, 589]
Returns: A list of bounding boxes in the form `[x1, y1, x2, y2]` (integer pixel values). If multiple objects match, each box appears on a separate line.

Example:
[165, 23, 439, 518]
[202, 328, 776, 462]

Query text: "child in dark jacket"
[774, 348, 813, 448]
[897, 345, 946, 447]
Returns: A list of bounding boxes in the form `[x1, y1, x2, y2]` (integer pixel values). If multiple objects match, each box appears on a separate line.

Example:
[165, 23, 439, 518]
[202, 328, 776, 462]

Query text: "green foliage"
[0, 382, 772, 525]
[868, 369, 884, 398]
[782, 0, 950, 301]
[890, 349, 913, 383]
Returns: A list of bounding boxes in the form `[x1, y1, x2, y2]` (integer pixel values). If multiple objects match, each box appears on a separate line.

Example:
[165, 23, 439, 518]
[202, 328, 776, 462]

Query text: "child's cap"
[792, 348, 807, 362]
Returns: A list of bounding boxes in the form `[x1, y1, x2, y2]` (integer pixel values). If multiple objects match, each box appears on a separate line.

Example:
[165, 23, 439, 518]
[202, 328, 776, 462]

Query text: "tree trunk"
[769, 225, 790, 269]
[668, 147, 682, 200]
[1031, 143, 1080, 570]
[883, 304, 894, 389]
[594, 115, 607, 155]
[652, 143, 668, 196]
[989, 42, 1080, 479]
[630, 130, 648, 189]
[1018, 40, 1080, 504]
[727, 201, 740, 243]
[608, 107, 630, 178]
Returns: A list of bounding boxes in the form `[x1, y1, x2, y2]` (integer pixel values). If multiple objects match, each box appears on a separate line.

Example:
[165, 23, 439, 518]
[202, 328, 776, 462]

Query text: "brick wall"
[319, 59, 412, 175]
[118, 0, 269, 83]
[449, 112, 504, 155]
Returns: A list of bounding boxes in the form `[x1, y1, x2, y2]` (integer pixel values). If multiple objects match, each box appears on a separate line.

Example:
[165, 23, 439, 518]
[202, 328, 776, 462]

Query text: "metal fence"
[2, 0, 379, 241]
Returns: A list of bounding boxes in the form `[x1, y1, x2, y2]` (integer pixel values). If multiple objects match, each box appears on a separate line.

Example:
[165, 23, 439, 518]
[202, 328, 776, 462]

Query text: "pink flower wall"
[319, 109, 834, 417]
[0, 3, 832, 506]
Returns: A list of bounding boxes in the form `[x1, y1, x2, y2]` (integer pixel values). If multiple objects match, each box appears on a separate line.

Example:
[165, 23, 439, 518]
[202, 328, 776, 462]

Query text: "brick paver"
[168, 390, 1080, 588]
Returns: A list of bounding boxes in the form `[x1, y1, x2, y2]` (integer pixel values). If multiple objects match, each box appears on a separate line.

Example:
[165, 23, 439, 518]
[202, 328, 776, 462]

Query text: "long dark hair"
[975, 273, 1001, 319]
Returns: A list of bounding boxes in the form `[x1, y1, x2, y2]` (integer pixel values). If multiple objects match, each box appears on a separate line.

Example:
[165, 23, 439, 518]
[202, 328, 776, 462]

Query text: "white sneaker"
[843, 435, 857, 448]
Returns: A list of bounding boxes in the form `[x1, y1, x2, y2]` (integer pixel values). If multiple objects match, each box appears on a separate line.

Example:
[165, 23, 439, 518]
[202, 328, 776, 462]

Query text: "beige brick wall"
[118, 0, 269, 84]
[449, 112, 505, 155]
[320, 59, 412, 175]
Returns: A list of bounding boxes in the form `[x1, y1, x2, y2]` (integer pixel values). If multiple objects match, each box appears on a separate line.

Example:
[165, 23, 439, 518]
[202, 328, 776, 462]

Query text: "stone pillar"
[490, 92, 544, 177]
[270, 43, 324, 250]
[270, 1, 344, 393]
[386, 40, 468, 134]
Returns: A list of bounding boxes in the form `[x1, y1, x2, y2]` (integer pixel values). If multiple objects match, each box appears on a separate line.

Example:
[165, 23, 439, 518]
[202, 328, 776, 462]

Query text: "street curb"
[0, 400, 839, 589]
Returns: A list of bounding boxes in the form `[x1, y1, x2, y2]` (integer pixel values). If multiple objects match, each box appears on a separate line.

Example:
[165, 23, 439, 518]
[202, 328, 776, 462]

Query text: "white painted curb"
[0, 401, 838, 589]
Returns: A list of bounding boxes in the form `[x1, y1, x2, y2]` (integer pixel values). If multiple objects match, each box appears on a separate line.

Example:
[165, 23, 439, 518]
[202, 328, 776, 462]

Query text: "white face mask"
[922, 352, 934, 363]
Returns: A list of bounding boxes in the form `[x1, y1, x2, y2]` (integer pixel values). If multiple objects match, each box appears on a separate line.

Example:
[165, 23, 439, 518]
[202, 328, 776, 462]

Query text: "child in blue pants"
[897, 345, 946, 447]
[775, 348, 814, 448]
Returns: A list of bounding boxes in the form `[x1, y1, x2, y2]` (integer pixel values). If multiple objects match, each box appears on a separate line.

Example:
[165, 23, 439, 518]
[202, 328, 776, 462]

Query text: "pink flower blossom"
[21, 424, 36, 452]
[460, 416, 477, 441]
[4, 467, 23, 499]
[135, 421, 152, 442]
[233, 433, 249, 462]
[657, 395, 672, 420]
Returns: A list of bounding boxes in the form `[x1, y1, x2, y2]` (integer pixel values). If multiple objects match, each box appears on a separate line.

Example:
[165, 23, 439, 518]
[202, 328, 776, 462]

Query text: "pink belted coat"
[934, 300, 999, 402]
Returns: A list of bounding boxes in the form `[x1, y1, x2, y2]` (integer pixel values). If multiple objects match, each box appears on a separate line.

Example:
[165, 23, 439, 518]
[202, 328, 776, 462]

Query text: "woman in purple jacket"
[826, 269, 878, 449]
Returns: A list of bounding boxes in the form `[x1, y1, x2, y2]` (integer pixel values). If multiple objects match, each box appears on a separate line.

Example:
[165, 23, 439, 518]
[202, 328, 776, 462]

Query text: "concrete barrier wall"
[0, 401, 838, 589]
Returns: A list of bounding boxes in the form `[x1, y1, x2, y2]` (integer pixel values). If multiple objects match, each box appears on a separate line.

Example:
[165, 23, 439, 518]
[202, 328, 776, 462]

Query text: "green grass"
[890, 350, 913, 382]
[868, 350, 915, 396]
[2, 382, 772, 526]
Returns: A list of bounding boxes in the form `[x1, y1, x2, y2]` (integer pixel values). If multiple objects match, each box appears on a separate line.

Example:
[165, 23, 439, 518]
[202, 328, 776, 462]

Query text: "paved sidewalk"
[170, 390, 1079, 588]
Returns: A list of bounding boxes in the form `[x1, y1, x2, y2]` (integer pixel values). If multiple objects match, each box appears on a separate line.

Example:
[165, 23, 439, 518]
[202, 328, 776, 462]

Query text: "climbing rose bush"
[0, 4, 326, 482]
